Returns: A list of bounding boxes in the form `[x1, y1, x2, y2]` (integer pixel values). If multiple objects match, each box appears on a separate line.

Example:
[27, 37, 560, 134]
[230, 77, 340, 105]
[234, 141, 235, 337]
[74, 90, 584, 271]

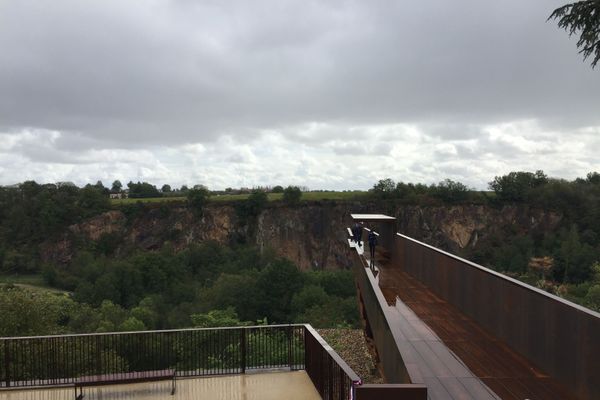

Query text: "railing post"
[4, 340, 10, 387]
[287, 325, 292, 369]
[240, 328, 246, 374]
[303, 326, 309, 375]
[95, 336, 101, 376]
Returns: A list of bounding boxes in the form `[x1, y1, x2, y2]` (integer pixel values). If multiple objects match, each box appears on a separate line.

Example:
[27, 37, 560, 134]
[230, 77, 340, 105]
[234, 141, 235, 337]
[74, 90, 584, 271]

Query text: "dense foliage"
[1, 170, 599, 338]
[0, 182, 110, 274]
[186, 186, 211, 215]
[0, 243, 359, 337]
[282, 185, 302, 205]
[127, 181, 162, 198]
[371, 178, 475, 204]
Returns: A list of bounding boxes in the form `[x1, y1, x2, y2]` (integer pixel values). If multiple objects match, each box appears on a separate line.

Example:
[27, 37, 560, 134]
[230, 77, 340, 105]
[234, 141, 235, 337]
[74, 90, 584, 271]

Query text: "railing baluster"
[240, 327, 246, 374]
[4, 340, 10, 387]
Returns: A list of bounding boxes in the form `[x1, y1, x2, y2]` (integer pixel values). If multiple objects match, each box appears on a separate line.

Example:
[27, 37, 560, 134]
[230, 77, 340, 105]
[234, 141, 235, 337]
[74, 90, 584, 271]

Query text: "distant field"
[111, 196, 187, 205]
[111, 191, 368, 205]
[0, 274, 70, 295]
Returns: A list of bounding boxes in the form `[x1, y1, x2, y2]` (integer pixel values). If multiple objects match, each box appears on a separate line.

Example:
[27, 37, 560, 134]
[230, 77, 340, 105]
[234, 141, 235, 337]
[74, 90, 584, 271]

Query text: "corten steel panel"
[392, 233, 600, 400]
[524, 290, 550, 369]
[348, 246, 412, 384]
[578, 311, 600, 398]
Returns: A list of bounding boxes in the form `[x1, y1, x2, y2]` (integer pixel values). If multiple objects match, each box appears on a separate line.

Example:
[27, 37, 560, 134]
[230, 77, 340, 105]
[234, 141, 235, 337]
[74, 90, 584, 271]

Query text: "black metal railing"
[304, 325, 360, 400]
[0, 324, 359, 399]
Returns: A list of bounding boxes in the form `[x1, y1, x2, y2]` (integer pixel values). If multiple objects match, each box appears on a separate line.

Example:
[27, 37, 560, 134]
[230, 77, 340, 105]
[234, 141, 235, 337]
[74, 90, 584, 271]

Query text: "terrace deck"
[375, 252, 577, 400]
[0, 371, 320, 400]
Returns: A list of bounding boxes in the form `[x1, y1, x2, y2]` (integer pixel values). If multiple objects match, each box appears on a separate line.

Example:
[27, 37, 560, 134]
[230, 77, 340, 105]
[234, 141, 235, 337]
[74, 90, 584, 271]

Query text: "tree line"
[0, 242, 358, 337]
[371, 170, 600, 310]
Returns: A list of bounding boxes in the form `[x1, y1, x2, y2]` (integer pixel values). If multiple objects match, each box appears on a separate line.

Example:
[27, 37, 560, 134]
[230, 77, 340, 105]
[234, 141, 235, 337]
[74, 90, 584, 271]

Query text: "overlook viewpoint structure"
[348, 213, 600, 400]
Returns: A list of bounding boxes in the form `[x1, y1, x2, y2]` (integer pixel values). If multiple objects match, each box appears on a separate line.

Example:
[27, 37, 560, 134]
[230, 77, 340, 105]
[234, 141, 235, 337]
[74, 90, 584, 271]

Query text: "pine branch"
[548, 0, 600, 68]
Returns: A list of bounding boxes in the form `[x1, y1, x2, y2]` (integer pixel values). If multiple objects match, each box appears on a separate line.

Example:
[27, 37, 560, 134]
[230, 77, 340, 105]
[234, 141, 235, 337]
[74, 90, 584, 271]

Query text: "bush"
[237, 190, 268, 222]
[282, 186, 302, 205]
[187, 186, 211, 215]
[430, 179, 469, 203]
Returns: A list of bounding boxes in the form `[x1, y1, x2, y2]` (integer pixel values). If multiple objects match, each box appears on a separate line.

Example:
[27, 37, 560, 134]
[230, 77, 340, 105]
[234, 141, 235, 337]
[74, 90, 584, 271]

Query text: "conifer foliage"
[549, 1, 600, 68]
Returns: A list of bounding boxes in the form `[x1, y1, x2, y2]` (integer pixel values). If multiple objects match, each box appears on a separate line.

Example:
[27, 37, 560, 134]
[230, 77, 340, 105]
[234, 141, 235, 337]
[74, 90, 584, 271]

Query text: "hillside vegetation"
[2, 243, 358, 337]
[0, 170, 599, 338]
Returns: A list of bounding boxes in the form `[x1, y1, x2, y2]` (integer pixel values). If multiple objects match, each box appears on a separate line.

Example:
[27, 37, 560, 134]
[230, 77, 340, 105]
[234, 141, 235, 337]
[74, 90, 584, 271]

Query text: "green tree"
[256, 259, 304, 323]
[127, 181, 162, 198]
[296, 297, 358, 328]
[489, 171, 548, 202]
[78, 185, 111, 218]
[0, 286, 67, 336]
[191, 307, 247, 328]
[272, 185, 284, 193]
[245, 190, 268, 215]
[161, 184, 172, 193]
[282, 186, 302, 205]
[131, 297, 160, 329]
[201, 273, 261, 321]
[586, 172, 600, 184]
[119, 317, 146, 331]
[431, 179, 469, 203]
[585, 285, 600, 311]
[237, 190, 268, 225]
[549, 1, 600, 68]
[187, 186, 211, 215]
[290, 285, 329, 315]
[371, 178, 396, 199]
[111, 180, 122, 192]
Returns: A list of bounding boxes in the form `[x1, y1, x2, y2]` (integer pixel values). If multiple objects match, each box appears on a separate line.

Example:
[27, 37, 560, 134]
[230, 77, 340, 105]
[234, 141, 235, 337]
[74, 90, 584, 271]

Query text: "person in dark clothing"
[352, 222, 361, 245]
[368, 230, 378, 267]
[355, 223, 363, 246]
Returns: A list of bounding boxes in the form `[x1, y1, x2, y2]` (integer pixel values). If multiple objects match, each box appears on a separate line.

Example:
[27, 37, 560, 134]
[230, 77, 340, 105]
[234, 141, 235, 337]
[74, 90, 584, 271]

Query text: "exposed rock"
[39, 202, 563, 270]
[69, 210, 126, 240]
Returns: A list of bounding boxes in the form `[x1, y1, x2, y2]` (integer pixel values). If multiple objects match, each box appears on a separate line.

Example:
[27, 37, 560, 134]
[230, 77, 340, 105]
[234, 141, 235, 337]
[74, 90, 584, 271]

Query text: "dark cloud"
[0, 0, 598, 188]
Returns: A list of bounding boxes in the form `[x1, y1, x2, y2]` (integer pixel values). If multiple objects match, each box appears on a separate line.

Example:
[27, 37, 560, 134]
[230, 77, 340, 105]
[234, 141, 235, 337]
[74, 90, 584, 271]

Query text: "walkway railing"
[0, 324, 358, 400]
[393, 233, 600, 400]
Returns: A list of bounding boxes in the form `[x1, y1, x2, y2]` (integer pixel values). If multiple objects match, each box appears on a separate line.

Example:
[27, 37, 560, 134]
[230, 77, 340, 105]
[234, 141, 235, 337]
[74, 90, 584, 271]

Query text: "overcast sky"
[0, 0, 598, 190]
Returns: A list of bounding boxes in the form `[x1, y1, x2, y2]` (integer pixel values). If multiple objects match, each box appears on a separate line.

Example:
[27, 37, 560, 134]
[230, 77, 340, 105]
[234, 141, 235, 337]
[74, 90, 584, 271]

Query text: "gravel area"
[317, 329, 384, 384]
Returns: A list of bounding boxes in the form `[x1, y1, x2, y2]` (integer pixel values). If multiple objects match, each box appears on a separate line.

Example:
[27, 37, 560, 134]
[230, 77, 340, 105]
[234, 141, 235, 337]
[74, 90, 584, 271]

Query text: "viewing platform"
[348, 214, 600, 400]
[0, 370, 320, 400]
[0, 323, 424, 400]
[0, 325, 360, 400]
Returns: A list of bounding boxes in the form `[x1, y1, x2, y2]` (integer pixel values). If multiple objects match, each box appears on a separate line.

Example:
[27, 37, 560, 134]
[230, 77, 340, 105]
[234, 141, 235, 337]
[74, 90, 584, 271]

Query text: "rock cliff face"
[40, 202, 562, 270]
[393, 205, 562, 254]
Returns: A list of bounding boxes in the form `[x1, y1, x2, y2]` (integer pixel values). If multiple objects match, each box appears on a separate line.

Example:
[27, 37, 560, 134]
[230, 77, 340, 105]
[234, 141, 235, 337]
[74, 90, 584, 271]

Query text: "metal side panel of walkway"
[374, 252, 577, 400]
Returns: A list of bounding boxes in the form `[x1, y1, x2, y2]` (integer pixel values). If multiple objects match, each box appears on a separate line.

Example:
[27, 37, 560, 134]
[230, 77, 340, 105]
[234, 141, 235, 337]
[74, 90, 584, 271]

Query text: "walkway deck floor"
[374, 251, 577, 400]
[0, 371, 320, 400]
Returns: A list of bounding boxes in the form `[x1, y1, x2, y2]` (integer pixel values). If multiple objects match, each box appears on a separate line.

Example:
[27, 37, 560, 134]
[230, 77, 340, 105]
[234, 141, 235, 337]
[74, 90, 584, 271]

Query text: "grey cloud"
[331, 142, 366, 156]
[0, 0, 599, 189]
[2, 0, 598, 150]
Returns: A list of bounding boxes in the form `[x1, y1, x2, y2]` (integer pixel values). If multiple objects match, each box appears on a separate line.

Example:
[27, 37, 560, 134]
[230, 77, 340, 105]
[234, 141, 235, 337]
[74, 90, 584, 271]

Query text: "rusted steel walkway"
[373, 250, 577, 400]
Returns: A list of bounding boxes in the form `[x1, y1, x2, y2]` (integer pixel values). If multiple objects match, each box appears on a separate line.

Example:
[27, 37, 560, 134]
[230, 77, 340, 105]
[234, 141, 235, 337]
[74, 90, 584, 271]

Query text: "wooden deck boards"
[375, 255, 577, 400]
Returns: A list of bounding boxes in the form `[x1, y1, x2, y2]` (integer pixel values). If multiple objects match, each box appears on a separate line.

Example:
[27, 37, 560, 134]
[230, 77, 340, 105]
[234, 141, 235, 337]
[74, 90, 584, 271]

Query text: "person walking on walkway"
[354, 222, 363, 246]
[368, 229, 378, 267]
[352, 222, 360, 245]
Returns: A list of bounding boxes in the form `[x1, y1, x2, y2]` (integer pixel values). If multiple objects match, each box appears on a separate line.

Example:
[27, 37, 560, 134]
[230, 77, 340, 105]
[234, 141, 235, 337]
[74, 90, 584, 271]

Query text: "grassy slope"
[0, 274, 70, 294]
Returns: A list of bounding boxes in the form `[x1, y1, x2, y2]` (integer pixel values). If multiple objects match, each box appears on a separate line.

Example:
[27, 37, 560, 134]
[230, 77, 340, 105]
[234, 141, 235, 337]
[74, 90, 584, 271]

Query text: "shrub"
[283, 186, 302, 205]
